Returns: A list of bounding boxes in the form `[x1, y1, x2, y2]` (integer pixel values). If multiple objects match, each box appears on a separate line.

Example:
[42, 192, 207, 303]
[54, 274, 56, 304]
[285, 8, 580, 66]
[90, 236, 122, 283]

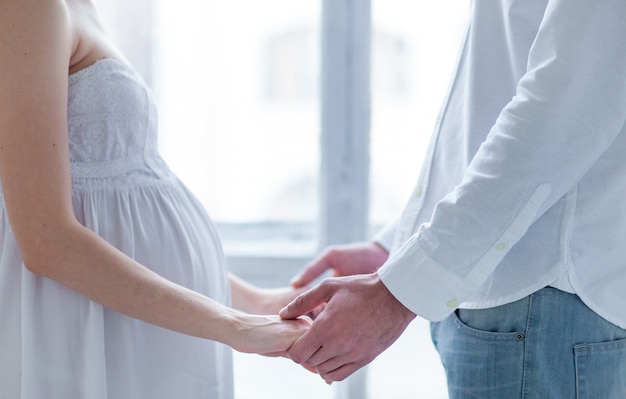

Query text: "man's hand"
[290, 242, 389, 288]
[280, 273, 415, 383]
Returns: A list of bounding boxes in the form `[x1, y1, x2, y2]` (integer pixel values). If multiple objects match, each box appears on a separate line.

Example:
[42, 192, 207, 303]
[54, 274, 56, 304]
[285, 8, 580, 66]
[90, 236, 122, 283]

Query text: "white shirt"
[377, 0, 626, 328]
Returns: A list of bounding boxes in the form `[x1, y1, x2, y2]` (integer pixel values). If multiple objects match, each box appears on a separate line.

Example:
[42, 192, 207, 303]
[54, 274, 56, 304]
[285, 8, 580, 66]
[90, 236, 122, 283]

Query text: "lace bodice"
[67, 59, 169, 185]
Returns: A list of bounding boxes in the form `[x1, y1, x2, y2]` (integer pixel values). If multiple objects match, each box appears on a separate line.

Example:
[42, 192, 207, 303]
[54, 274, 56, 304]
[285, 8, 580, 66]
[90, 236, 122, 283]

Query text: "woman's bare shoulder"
[0, 0, 122, 82]
[0, 0, 74, 70]
[0, 0, 71, 31]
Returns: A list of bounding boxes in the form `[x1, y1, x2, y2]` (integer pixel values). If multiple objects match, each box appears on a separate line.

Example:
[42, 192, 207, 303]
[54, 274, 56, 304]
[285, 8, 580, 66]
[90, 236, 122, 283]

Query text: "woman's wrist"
[218, 311, 275, 353]
[208, 306, 248, 349]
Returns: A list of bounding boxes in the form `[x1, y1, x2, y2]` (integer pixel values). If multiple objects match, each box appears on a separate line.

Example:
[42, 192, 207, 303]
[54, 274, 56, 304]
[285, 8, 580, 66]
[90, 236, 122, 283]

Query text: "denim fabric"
[431, 287, 626, 399]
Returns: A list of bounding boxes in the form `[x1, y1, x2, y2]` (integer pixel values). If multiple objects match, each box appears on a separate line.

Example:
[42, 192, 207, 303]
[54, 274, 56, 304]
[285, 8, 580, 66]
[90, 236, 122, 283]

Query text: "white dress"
[0, 59, 234, 399]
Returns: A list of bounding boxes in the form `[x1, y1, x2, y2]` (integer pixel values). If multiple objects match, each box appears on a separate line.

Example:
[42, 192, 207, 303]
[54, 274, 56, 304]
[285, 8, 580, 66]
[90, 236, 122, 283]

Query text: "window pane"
[370, 1, 469, 228]
[153, 0, 321, 254]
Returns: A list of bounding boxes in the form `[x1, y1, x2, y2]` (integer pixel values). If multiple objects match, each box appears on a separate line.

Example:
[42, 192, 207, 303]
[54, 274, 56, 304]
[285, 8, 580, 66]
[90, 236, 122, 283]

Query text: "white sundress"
[0, 59, 234, 399]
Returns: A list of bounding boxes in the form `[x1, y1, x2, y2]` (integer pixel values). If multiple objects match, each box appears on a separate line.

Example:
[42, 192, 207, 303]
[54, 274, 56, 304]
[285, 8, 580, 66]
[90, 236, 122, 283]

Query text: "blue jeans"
[431, 287, 626, 398]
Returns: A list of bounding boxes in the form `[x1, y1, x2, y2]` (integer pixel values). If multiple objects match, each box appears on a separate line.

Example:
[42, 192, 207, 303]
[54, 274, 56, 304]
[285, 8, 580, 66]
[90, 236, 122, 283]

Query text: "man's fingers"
[280, 280, 333, 319]
[300, 340, 337, 367]
[306, 347, 346, 370]
[290, 257, 332, 288]
[285, 296, 337, 364]
[285, 331, 323, 365]
[312, 348, 369, 377]
[319, 362, 361, 383]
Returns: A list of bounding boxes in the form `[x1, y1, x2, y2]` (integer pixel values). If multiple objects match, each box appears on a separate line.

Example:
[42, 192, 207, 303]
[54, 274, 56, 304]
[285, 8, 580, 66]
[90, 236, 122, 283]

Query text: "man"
[280, 0, 626, 397]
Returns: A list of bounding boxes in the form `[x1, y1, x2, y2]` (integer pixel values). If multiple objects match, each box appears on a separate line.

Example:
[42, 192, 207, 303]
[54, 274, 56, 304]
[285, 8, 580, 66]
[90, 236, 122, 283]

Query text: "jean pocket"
[453, 308, 526, 342]
[574, 338, 626, 399]
[432, 311, 526, 399]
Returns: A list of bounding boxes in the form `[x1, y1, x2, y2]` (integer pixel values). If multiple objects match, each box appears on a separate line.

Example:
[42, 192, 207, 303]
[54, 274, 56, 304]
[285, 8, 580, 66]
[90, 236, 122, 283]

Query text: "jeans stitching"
[521, 293, 534, 399]
[574, 345, 582, 399]
[573, 337, 626, 399]
[451, 310, 525, 341]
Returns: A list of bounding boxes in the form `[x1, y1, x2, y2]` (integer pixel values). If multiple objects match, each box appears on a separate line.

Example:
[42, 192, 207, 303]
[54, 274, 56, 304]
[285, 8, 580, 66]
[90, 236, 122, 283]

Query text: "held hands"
[279, 273, 416, 383]
[229, 239, 389, 319]
[227, 274, 314, 360]
[227, 241, 396, 377]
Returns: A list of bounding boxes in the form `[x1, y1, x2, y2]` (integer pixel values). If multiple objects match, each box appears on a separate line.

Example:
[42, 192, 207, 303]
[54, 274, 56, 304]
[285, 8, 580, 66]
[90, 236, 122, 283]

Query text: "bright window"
[153, 0, 322, 257]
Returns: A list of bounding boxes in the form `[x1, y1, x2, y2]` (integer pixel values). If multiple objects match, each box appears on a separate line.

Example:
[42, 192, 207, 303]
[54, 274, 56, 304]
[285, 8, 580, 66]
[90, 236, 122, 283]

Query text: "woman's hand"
[230, 274, 310, 315]
[228, 313, 312, 357]
[249, 286, 311, 315]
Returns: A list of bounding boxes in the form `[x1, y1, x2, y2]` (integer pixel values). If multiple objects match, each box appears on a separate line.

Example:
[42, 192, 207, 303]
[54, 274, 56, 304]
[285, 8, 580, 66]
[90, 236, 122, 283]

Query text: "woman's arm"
[230, 273, 309, 315]
[0, 0, 308, 354]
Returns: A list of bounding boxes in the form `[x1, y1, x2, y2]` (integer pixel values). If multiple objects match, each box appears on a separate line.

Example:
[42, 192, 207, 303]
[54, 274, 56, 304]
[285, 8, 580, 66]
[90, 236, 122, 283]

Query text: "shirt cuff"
[378, 234, 477, 321]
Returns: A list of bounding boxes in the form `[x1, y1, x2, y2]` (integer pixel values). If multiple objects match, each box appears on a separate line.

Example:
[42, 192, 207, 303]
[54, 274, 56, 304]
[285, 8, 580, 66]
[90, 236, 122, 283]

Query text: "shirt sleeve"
[379, 0, 626, 321]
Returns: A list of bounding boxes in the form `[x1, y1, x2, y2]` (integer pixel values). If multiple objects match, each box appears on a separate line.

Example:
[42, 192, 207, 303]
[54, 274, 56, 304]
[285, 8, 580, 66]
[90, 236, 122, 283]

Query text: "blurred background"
[95, 1, 469, 397]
